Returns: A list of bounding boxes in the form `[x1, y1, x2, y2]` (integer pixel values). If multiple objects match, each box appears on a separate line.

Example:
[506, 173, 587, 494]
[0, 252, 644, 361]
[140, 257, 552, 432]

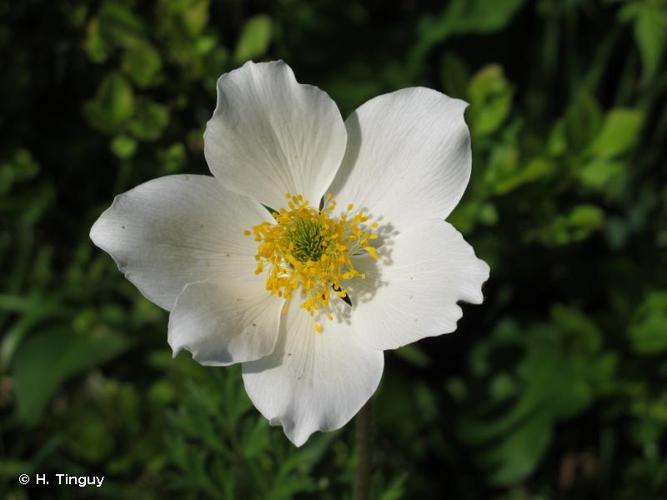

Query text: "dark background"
[1, 0, 666, 498]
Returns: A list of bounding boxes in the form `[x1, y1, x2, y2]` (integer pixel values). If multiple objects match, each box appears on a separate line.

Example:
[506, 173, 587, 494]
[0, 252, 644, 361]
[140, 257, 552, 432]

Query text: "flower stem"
[354, 398, 373, 500]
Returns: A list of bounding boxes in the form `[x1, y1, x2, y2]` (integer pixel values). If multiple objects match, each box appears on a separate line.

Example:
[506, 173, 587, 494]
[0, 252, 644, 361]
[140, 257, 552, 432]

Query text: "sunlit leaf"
[468, 65, 513, 137]
[235, 15, 273, 63]
[493, 158, 554, 195]
[123, 40, 162, 88]
[110, 135, 138, 159]
[83, 73, 135, 133]
[621, 2, 667, 82]
[587, 109, 644, 159]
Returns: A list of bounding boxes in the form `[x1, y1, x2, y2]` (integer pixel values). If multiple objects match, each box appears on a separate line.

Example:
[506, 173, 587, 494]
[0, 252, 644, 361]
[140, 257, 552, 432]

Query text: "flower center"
[286, 217, 326, 263]
[246, 193, 379, 329]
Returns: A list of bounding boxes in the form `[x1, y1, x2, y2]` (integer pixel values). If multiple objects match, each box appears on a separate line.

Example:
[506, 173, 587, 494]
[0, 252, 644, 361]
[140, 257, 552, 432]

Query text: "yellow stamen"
[245, 193, 380, 332]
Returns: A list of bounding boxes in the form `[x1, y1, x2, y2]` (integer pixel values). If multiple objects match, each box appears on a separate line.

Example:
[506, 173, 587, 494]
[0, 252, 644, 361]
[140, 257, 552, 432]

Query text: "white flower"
[90, 60, 490, 446]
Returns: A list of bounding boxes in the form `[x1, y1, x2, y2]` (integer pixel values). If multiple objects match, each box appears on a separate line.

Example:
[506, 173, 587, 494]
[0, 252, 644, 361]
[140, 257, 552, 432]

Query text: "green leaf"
[407, 0, 526, 82]
[448, 200, 480, 234]
[579, 159, 624, 189]
[12, 329, 129, 425]
[447, 0, 528, 35]
[65, 411, 116, 462]
[418, 0, 527, 44]
[84, 18, 109, 63]
[394, 344, 431, 368]
[0, 149, 39, 195]
[563, 93, 602, 153]
[0, 459, 32, 478]
[128, 98, 170, 141]
[459, 310, 614, 485]
[489, 373, 517, 401]
[587, 109, 644, 159]
[631, 316, 667, 354]
[0, 297, 63, 370]
[181, 0, 210, 36]
[547, 120, 567, 157]
[110, 135, 138, 159]
[378, 475, 408, 500]
[568, 204, 606, 231]
[468, 65, 513, 137]
[578, 159, 627, 199]
[630, 292, 667, 354]
[160, 143, 187, 174]
[83, 73, 135, 133]
[478, 202, 499, 225]
[551, 305, 603, 349]
[621, 2, 667, 83]
[538, 204, 605, 246]
[440, 51, 470, 98]
[493, 157, 554, 195]
[324, 76, 383, 115]
[234, 15, 272, 63]
[123, 40, 162, 88]
[485, 415, 553, 485]
[97, 0, 145, 49]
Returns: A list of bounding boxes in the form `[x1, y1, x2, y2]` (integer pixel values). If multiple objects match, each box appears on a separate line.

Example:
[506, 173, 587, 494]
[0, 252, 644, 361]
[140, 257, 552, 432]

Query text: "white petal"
[168, 280, 283, 366]
[348, 219, 489, 351]
[329, 87, 471, 230]
[242, 301, 384, 446]
[90, 175, 271, 310]
[204, 60, 347, 210]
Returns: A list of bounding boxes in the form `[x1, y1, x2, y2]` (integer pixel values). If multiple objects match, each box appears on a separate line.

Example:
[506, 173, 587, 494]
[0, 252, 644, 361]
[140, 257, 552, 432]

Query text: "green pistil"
[287, 218, 326, 262]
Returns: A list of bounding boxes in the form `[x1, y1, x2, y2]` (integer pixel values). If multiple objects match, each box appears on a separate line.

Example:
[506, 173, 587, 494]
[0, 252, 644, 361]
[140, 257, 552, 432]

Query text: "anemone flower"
[90, 60, 490, 446]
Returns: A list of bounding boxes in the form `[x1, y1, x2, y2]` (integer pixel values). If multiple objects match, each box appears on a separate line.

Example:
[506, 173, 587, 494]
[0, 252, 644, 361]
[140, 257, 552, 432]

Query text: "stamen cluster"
[247, 193, 379, 325]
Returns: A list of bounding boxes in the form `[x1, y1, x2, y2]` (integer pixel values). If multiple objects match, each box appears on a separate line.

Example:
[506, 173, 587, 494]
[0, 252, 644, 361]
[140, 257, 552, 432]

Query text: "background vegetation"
[1, 0, 666, 498]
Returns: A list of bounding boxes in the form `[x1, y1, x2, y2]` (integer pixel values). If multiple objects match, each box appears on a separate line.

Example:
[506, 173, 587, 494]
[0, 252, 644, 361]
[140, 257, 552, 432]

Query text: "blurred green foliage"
[1, 0, 667, 498]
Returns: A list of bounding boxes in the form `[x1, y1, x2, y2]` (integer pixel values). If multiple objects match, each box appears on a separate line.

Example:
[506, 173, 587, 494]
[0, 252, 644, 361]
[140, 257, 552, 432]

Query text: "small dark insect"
[332, 284, 352, 306]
